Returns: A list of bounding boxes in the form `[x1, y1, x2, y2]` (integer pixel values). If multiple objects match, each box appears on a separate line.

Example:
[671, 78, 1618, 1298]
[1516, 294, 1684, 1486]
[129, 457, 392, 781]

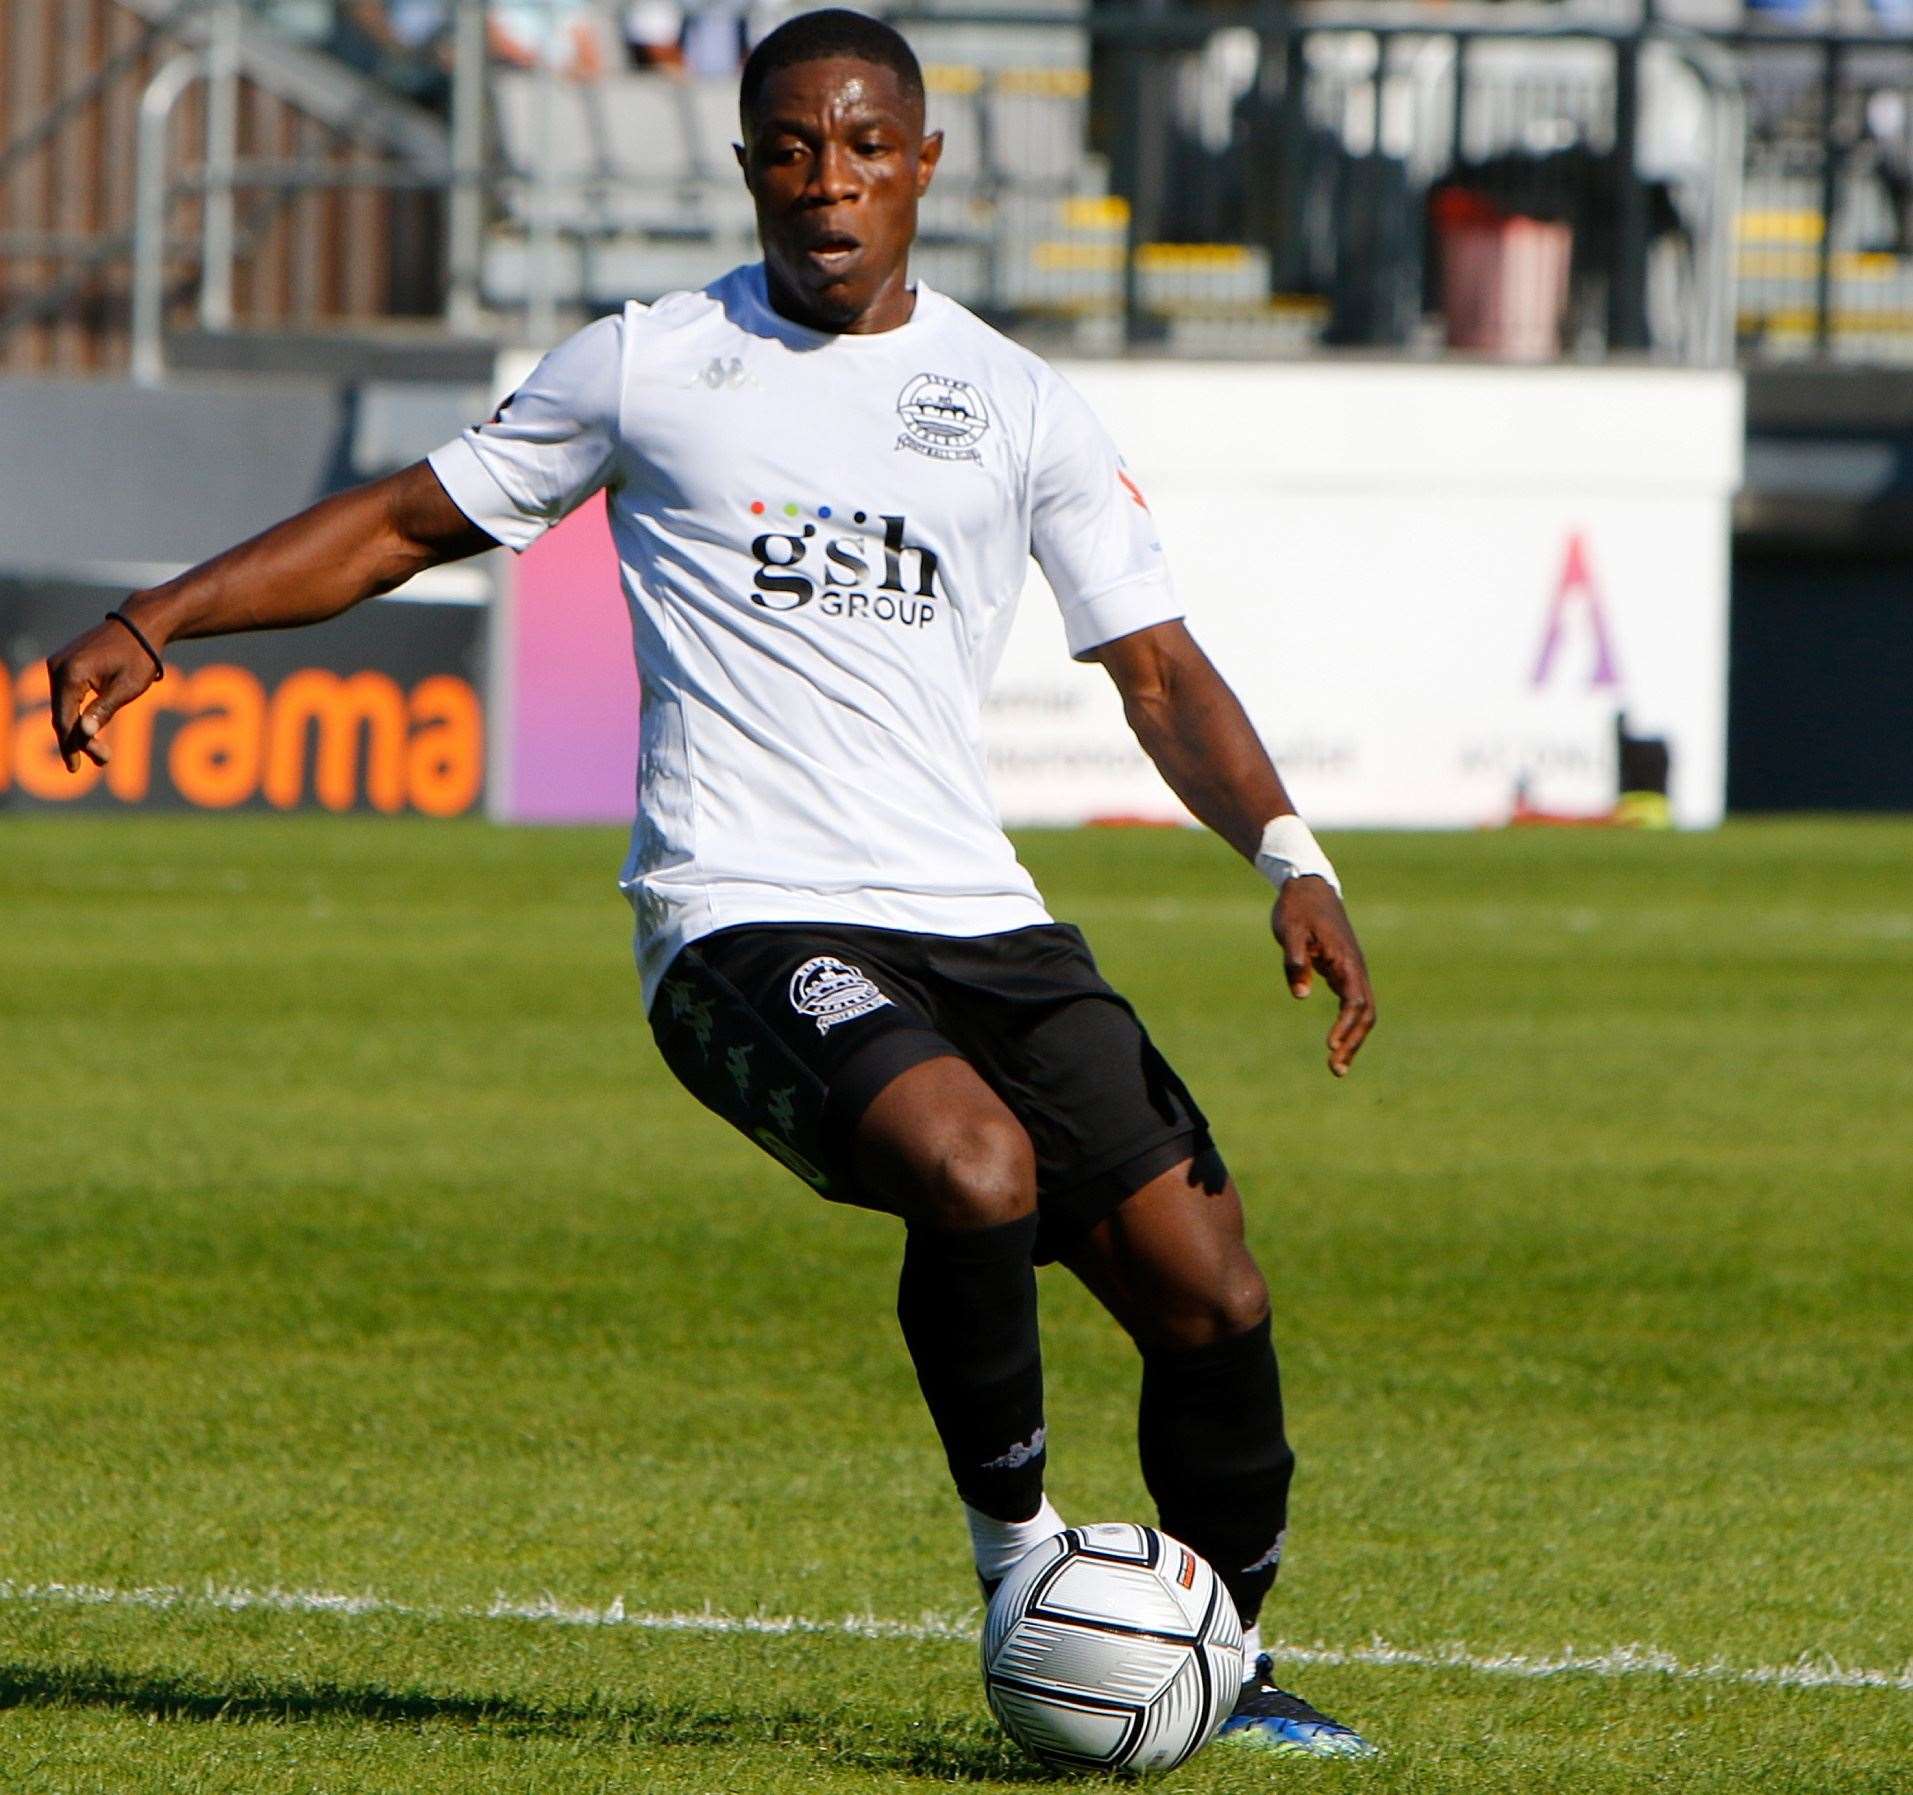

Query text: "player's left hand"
[1271, 878, 1376, 1078]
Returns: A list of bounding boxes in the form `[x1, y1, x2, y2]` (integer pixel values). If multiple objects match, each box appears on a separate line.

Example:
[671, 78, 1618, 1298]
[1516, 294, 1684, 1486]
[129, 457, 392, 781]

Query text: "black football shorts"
[647, 920, 1218, 1263]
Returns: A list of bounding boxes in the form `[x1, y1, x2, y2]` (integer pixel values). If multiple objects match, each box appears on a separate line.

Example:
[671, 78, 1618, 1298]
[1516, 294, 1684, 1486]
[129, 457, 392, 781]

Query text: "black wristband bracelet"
[104, 609, 165, 681]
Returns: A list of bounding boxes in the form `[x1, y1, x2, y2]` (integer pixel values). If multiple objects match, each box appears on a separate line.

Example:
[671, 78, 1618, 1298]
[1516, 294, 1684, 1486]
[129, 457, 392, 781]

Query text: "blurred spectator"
[257, 2, 452, 110]
[745, 0, 800, 47]
[623, 0, 686, 69]
[384, 0, 453, 53]
[489, 0, 613, 78]
[346, 1, 455, 111]
[1861, 0, 1913, 251]
[254, 0, 338, 47]
[681, 0, 747, 77]
[1862, 90, 1912, 253]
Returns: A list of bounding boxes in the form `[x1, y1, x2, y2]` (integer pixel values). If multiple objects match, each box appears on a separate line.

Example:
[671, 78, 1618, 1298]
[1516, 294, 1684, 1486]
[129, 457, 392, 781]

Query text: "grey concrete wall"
[0, 376, 486, 575]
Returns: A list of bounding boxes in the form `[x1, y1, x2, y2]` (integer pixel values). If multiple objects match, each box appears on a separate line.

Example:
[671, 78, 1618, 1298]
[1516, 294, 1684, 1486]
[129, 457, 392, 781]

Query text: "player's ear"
[733, 139, 747, 182]
[916, 129, 944, 195]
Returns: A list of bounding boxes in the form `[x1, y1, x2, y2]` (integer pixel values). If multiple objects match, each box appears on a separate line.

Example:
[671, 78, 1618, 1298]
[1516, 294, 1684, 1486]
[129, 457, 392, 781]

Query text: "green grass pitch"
[1, 814, 1908, 1793]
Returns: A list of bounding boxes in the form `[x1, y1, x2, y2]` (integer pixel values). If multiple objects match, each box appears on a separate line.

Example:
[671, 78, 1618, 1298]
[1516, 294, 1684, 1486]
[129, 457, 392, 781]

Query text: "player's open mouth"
[800, 234, 862, 273]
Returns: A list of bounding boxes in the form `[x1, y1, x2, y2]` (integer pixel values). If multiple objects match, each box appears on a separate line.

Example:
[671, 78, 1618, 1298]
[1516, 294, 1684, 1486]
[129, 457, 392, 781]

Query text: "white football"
[981, 1523, 1244, 1773]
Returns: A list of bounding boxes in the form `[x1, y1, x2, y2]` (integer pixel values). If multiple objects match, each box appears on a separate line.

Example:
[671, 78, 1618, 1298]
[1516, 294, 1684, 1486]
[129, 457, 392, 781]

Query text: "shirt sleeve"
[1028, 369, 1183, 659]
[426, 312, 625, 551]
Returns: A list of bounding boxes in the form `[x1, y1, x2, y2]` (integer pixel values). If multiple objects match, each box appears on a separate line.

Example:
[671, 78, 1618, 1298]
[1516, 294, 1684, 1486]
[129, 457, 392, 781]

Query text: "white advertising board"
[987, 362, 1742, 829]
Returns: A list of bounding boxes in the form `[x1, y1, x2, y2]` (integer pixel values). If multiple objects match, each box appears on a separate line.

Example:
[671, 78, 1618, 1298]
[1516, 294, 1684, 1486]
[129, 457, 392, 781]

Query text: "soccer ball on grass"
[981, 1523, 1243, 1773]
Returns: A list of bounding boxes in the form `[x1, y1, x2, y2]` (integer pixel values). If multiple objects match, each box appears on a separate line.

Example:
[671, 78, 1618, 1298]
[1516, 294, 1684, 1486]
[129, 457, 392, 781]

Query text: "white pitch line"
[1, 1579, 1907, 1695]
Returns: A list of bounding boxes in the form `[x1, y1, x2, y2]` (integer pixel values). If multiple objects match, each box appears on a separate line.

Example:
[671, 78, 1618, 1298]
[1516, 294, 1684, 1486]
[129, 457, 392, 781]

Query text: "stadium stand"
[4, 1, 1913, 369]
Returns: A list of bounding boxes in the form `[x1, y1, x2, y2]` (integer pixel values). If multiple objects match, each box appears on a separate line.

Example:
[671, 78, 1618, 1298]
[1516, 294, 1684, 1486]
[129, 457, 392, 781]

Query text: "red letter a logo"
[1532, 531, 1620, 690]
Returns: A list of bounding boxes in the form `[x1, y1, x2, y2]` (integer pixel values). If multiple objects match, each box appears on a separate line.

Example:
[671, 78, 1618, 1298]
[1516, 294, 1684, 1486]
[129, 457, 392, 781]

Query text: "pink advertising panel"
[505, 493, 637, 823]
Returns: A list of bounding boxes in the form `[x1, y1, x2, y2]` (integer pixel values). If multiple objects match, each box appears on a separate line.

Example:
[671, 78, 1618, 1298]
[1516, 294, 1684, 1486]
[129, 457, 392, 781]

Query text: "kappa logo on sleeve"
[788, 956, 894, 1034]
[689, 355, 759, 392]
[896, 373, 990, 462]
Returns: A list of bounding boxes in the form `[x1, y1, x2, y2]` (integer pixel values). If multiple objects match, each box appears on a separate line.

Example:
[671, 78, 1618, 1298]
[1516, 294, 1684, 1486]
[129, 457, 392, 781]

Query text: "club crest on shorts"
[788, 955, 894, 1034]
[896, 373, 989, 462]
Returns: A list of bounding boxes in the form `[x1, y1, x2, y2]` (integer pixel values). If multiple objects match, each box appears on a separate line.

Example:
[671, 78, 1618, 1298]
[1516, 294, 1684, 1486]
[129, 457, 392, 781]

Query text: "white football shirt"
[429, 263, 1182, 1007]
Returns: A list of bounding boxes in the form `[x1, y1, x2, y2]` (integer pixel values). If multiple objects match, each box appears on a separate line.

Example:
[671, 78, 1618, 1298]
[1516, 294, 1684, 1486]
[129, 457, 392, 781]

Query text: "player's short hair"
[739, 9, 925, 128]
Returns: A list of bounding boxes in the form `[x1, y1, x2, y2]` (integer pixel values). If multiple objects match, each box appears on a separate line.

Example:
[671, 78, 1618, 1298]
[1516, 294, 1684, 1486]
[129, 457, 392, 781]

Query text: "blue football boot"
[1215, 1654, 1378, 1758]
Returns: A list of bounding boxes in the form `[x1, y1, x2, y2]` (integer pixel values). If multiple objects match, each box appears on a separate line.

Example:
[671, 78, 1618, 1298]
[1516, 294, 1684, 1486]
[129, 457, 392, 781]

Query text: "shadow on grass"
[0, 1660, 1072, 1783]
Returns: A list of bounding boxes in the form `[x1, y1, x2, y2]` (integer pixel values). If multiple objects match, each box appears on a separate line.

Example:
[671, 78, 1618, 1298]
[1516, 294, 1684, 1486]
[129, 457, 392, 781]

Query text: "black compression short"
[647, 920, 1218, 1264]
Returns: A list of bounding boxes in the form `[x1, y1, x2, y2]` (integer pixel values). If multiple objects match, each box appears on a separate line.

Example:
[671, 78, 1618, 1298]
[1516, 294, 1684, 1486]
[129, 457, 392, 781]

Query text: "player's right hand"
[46, 619, 163, 772]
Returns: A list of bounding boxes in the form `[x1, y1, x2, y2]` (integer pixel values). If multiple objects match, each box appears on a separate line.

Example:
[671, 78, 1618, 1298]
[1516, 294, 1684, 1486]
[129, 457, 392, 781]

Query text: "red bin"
[1434, 189, 1573, 360]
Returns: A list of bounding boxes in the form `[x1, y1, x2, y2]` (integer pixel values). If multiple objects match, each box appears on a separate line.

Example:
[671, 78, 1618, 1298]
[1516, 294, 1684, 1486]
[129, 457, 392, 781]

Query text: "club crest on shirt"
[896, 373, 989, 462]
[788, 956, 894, 1034]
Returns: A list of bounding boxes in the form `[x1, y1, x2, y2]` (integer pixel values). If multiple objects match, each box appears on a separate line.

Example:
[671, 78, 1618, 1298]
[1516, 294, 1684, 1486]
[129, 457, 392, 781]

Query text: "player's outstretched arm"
[47, 460, 495, 772]
[1090, 620, 1376, 1076]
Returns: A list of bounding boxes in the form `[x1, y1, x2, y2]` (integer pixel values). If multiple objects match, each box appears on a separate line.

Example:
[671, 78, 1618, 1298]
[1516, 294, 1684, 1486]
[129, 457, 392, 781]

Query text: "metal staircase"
[1, 0, 453, 377]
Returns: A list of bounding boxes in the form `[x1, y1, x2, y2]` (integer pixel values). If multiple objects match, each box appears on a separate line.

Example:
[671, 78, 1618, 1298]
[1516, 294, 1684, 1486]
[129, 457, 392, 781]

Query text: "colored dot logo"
[748, 500, 841, 522]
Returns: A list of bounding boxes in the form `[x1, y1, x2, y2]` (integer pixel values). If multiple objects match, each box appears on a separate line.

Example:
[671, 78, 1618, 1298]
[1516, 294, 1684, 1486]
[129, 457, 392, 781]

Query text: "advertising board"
[499, 494, 639, 823]
[0, 582, 486, 817]
[985, 362, 1742, 830]
[491, 358, 1740, 832]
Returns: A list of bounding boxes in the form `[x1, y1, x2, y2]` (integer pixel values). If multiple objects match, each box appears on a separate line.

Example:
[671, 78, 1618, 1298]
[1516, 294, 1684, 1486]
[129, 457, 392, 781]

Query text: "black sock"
[1138, 1315, 1294, 1629]
[895, 1210, 1046, 1522]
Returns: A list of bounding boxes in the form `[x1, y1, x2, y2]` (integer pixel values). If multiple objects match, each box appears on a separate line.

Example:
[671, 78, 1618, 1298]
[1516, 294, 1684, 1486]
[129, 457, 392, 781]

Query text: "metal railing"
[125, 2, 454, 380]
[1728, 26, 1913, 360]
[127, 0, 456, 380]
[1040, 6, 1746, 359]
[0, 0, 452, 374]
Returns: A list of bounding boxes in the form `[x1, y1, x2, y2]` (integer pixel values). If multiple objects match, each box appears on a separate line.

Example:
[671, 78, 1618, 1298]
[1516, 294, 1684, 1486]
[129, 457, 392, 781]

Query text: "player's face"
[738, 58, 943, 334]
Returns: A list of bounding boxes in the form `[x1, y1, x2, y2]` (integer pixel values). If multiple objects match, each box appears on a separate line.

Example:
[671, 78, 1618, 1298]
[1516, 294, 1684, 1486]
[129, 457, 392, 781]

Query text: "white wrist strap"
[1254, 815, 1341, 897]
